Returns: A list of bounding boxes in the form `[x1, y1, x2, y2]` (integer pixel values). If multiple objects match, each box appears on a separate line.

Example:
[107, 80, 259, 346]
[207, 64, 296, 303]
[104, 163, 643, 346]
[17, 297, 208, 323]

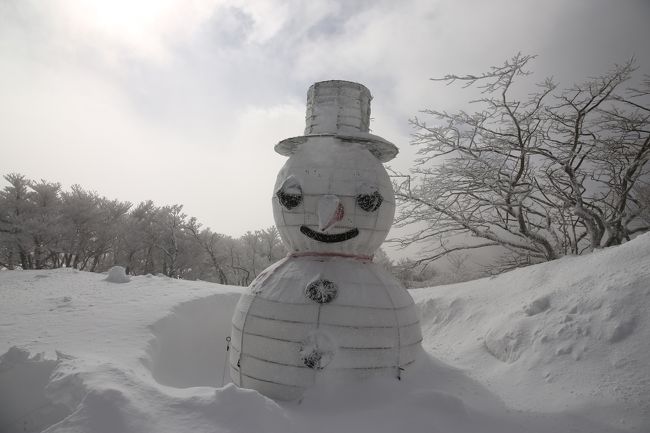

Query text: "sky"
[1, 0, 649, 246]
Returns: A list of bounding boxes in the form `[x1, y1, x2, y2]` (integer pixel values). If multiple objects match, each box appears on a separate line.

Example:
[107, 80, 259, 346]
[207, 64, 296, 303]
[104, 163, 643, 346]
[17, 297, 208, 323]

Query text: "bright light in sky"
[71, 0, 170, 35]
[53, 0, 217, 62]
[1, 0, 649, 253]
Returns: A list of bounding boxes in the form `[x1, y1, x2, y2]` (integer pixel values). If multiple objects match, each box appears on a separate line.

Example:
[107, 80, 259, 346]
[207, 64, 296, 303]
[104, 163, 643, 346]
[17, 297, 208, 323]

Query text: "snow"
[2, 234, 650, 432]
[105, 266, 130, 283]
[412, 235, 650, 425]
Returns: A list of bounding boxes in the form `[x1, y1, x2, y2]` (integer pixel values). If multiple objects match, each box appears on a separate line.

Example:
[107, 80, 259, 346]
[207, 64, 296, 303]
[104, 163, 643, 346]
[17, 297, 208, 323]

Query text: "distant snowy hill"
[1, 234, 649, 433]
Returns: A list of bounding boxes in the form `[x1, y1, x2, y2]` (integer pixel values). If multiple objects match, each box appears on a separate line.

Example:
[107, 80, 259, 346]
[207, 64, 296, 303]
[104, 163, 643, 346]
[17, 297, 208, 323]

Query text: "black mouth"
[300, 226, 359, 243]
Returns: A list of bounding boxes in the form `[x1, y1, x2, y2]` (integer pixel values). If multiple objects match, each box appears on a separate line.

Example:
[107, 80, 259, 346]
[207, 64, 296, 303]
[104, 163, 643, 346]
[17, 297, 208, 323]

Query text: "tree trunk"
[19, 251, 29, 270]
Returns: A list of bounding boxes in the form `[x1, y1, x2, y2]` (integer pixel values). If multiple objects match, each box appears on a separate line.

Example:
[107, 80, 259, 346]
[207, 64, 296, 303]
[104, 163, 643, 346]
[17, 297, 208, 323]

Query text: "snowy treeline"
[0, 173, 287, 284]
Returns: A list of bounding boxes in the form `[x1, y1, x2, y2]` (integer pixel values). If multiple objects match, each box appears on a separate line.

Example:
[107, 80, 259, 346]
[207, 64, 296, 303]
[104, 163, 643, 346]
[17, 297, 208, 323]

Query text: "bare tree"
[394, 54, 649, 271]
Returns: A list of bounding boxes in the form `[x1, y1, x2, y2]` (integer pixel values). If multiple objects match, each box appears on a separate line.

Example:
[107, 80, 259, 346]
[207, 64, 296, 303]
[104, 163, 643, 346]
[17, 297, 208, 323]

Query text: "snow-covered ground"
[1, 234, 649, 433]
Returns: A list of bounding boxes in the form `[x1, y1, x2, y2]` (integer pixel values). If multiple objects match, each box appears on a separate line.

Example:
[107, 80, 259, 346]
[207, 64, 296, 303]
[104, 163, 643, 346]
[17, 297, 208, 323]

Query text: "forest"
[0, 173, 291, 285]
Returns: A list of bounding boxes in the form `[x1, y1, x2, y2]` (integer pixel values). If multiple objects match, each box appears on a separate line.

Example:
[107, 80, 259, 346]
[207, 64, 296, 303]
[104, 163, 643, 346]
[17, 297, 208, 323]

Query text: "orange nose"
[318, 195, 345, 232]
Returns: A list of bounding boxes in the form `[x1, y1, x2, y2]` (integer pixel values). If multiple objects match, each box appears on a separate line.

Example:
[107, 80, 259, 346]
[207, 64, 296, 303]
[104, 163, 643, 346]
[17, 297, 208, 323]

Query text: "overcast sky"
[1, 0, 649, 241]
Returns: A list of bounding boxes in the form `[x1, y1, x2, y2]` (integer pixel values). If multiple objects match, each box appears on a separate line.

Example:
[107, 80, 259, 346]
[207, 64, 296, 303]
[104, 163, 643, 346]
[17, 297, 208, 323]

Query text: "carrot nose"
[318, 195, 345, 232]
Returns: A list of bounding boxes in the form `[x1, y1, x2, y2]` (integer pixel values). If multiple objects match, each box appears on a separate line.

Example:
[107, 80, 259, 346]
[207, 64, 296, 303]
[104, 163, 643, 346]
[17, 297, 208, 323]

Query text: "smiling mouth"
[300, 226, 359, 243]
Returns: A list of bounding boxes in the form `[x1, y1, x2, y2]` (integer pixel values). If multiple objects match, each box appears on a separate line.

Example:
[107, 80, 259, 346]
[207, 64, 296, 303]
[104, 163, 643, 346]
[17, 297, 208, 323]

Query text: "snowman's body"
[229, 82, 422, 400]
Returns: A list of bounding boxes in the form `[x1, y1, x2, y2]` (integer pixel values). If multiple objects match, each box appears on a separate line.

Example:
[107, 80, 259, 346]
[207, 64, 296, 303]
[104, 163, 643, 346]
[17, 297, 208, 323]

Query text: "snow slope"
[1, 234, 649, 433]
[413, 233, 650, 432]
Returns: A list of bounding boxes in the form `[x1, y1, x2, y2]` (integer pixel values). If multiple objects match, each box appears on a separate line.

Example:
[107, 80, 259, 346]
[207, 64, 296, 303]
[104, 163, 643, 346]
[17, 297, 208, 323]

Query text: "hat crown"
[304, 81, 372, 135]
[275, 80, 398, 162]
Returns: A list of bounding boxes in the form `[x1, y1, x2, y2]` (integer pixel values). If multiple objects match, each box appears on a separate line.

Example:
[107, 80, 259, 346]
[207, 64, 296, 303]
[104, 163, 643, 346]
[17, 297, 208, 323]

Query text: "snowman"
[229, 80, 422, 400]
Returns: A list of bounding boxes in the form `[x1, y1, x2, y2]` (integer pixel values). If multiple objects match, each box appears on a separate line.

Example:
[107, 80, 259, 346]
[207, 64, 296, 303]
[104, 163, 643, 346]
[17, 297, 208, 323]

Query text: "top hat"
[274, 80, 398, 162]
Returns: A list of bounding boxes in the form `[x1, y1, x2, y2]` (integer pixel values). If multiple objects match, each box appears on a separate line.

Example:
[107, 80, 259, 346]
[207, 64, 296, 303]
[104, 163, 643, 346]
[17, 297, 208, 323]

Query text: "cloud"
[1, 0, 649, 238]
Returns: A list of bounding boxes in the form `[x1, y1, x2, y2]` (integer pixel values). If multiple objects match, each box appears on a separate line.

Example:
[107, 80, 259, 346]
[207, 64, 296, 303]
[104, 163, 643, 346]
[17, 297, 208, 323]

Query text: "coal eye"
[278, 189, 302, 209]
[276, 175, 303, 210]
[356, 191, 383, 212]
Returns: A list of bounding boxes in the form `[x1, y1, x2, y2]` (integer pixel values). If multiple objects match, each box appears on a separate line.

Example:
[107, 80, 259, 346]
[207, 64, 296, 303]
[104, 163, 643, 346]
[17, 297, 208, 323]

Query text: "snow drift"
[412, 234, 650, 429]
[1, 233, 649, 432]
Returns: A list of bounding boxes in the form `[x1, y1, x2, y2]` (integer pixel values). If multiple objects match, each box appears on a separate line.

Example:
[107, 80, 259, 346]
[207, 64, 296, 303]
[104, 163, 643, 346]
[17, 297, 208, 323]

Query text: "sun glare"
[60, 0, 182, 60]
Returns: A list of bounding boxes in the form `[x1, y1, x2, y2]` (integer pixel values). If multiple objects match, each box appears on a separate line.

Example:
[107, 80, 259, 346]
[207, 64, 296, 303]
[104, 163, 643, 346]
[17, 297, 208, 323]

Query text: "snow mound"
[523, 295, 550, 316]
[105, 266, 130, 283]
[412, 233, 650, 431]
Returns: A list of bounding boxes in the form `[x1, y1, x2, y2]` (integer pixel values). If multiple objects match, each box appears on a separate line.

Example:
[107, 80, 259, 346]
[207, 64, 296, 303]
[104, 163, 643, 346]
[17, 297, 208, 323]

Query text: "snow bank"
[145, 292, 240, 388]
[1, 235, 649, 432]
[0, 347, 71, 433]
[413, 233, 650, 431]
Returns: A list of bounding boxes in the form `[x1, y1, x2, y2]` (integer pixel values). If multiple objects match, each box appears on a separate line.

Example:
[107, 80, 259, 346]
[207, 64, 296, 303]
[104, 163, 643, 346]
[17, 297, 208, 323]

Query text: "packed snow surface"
[1, 234, 650, 432]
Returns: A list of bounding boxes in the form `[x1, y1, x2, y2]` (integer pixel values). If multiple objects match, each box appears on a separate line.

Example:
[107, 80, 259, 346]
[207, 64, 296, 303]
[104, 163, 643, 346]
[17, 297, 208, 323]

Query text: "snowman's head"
[272, 137, 394, 257]
[272, 80, 398, 257]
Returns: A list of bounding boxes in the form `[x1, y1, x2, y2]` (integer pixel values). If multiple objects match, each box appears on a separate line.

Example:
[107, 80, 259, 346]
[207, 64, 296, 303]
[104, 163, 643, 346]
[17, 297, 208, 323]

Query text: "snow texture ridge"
[1, 234, 650, 432]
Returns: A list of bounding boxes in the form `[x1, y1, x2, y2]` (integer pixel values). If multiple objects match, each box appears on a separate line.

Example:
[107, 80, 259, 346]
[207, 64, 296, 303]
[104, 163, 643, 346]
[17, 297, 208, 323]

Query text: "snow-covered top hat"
[275, 80, 398, 162]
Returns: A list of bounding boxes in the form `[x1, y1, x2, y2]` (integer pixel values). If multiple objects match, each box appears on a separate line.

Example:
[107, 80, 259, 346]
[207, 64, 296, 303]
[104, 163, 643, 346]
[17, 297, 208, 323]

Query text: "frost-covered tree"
[394, 54, 650, 271]
[113, 200, 156, 275]
[24, 180, 63, 269]
[0, 174, 290, 283]
[185, 217, 231, 284]
[0, 173, 33, 269]
[259, 226, 285, 263]
[153, 204, 187, 278]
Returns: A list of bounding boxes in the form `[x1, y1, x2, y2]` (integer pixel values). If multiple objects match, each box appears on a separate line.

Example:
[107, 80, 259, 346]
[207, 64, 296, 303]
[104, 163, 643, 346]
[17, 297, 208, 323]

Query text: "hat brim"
[275, 133, 398, 163]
